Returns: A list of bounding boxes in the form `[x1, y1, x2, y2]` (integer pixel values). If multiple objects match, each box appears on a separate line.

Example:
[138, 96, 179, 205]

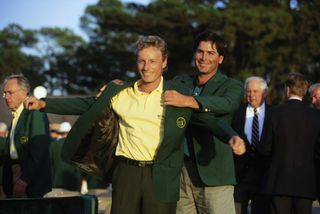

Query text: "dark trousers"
[235, 193, 270, 214]
[271, 195, 313, 214]
[111, 159, 176, 214]
[234, 172, 270, 214]
[3, 163, 27, 198]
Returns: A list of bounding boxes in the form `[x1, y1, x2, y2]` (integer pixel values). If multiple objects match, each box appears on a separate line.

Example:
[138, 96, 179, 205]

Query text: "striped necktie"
[251, 108, 259, 148]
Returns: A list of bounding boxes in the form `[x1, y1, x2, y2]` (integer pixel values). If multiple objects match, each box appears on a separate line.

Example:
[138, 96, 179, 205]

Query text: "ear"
[285, 86, 290, 97]
[162, 58, 168, 70]
[218, 55, 224, 64]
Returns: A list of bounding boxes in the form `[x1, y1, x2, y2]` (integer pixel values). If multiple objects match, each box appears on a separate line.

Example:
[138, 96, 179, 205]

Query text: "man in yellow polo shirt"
[24, 35, 244, 214]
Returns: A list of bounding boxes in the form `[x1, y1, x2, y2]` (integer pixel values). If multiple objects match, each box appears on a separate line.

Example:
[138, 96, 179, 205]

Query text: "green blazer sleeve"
[43, 97, 96, 115]
[172, 72, 244, 116]
[190, 112, 238, 143]
[194, 76, 244, 115]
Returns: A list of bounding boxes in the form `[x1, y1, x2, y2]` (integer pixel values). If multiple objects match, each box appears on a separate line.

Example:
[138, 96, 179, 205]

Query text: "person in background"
[0, 122, 8, 138]
[0, 122, 8, 198]
[24, 35, 244, 214]
[50, 123, 61, 141]
[259, 72, 320, 214]
[57, 122, 72, 138]
[46, 121, 82, 197]
[0, 74, 51, 198]
[164, 30, 244, 214]
[309, 83, 320, 205]
[231, 76, 271, 214]
[309, 83, 320, 111]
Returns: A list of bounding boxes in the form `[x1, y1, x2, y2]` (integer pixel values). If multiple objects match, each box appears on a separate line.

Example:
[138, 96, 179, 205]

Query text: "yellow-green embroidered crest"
[176, 117, 186, 128]
[20, 136, 29, 144]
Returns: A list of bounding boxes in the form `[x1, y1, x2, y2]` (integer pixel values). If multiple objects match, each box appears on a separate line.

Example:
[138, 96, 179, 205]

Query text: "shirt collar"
[248, 102, 265, 113]
[12, 103, 24, 118]
[134, 77, 163, 95]
[288, 96, 302, 101]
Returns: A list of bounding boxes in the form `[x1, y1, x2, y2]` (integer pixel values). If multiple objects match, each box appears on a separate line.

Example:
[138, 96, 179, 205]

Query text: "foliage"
[0, 0, 319, 103]
[0, 24, 43, 87]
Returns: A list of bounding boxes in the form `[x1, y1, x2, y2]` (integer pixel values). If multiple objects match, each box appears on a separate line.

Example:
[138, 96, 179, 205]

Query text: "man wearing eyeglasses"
[0, 74, 52, 198]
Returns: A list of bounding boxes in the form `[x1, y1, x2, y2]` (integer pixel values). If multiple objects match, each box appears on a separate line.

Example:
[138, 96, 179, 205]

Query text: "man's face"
[246, 80, 266, 108]
[137, 46, 167, 85]
[194, 41, 224, 76]
[311, 87, 320, 111]
[3, 79, 28, 111]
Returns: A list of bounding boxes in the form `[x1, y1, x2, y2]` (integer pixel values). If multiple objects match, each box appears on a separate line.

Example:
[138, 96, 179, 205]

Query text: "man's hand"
[23, 96, 46, 110]
[13, 178, 28, 197]
[163, 90, 199, 109]
[229, 136, 246, 155]
[111, 79, 124, 85]
[96, 79, 124, 99]
[96, 84, 107, 99]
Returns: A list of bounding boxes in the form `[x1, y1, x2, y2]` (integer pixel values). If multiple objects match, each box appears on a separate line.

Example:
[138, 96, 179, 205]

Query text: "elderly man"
[231, 76, 271, 214]
[309, 83, 320, 205]
[1, 74, 51, 198]
[309, 83, 320, 111]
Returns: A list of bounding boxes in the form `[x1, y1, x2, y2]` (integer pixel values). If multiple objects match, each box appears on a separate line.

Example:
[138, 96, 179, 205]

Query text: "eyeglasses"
[2, 89, 23, 98]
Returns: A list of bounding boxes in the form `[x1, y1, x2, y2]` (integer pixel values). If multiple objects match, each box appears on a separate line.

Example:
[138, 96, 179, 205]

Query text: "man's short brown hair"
[285, 72, 309, 97]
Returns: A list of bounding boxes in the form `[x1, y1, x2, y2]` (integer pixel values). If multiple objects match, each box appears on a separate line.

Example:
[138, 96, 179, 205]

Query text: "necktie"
[251, 108, 259, 148]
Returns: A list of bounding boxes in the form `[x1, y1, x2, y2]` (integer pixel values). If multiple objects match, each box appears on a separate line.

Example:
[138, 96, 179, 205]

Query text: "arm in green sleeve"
[195, 79, 244, 114]
[43, 97, 96, 115]
[190, 112, 238, 143]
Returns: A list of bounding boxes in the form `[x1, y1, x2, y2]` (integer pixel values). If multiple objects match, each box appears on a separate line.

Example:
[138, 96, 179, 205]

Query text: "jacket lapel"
[200, 71, 227, 96]
[13, 110, 29, 152]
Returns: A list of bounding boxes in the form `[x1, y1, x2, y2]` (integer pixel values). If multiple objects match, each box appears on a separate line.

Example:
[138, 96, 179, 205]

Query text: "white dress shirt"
[244, 102, 266, 144]
[9, 104, 24, 159]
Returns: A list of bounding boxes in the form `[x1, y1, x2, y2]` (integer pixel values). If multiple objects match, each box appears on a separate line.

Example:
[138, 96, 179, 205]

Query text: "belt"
[117, 156, 154, 167]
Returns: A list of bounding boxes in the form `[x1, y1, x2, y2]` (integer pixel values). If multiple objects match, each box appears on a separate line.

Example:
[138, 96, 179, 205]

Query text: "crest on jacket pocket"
[20, 135, 29, 144]
[176, 117, 186, 128]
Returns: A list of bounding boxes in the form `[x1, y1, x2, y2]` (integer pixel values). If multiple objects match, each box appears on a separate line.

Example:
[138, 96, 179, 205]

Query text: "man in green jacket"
[1, 74, 52, 198]
[164, 30, 244, 214]
[25, 35, 244, 213]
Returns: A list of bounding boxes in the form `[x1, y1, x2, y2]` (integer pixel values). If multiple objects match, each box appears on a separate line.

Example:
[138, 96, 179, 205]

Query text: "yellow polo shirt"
[111, 78, 165, 161]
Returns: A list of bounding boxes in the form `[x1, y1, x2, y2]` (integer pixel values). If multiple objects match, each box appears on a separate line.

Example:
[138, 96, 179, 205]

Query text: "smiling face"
[194, 41, 224, 77]
[136, 46, 167, 92]
[3, 78, 28, 111]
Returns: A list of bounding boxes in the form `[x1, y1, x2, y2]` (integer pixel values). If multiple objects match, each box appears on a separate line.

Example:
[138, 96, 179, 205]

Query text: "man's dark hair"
[192, 30, 227, 57]
[285, 72, 309, 97]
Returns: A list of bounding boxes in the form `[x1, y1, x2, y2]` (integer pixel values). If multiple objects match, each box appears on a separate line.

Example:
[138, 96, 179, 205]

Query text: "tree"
[0, 24, 43, 87]
[35, 27, 87, 95]
[1, 0, 319, 103]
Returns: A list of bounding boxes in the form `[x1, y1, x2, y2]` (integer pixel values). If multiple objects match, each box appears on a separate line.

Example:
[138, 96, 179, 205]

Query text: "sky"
[0, 0, 150, 40]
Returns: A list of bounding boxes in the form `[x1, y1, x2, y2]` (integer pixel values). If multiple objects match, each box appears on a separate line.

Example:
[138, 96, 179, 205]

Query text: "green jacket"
[174, 71, 244, 185]
[2, 109, 52, 197]
[50, 138, 82, 190]
[43, 81, 236, 202]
